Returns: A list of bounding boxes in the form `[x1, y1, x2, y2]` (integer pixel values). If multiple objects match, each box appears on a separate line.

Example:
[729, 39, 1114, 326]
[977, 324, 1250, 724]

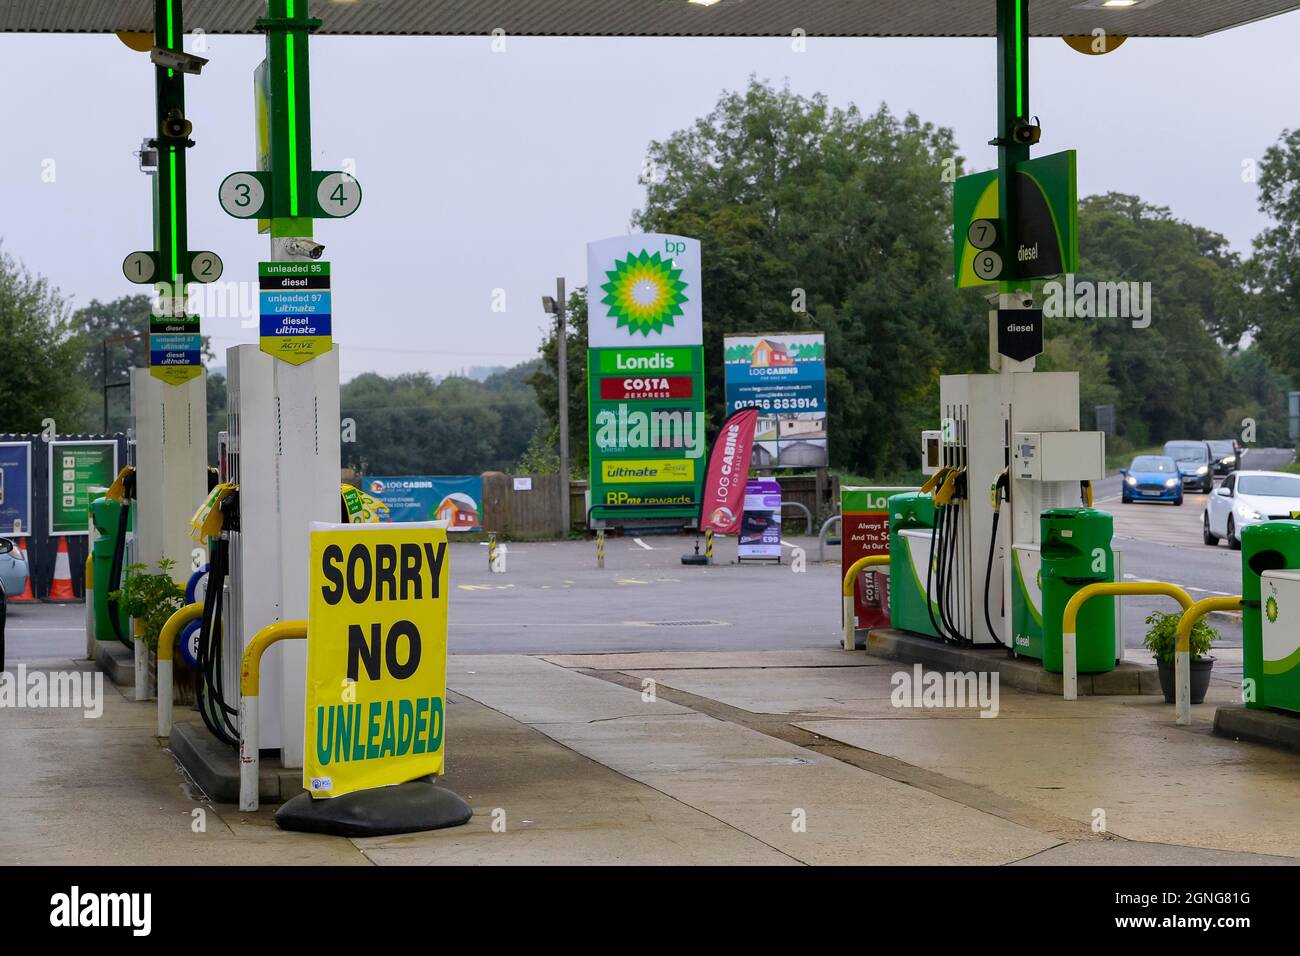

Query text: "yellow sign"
[601, 458, 696, 483]
[305, 523, 450, 799]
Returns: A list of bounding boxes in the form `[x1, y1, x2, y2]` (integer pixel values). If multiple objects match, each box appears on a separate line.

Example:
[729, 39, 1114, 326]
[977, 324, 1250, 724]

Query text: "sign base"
[275, 776, 472, 837]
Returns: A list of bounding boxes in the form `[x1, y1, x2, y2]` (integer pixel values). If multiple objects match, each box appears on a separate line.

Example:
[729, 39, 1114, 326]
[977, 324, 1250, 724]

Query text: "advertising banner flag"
[698, 407, 759, 535]
[305, 522, 450, 799]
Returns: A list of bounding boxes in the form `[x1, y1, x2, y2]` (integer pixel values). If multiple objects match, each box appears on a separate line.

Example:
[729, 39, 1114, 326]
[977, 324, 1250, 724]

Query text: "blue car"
[1121, 455, 1184, 505]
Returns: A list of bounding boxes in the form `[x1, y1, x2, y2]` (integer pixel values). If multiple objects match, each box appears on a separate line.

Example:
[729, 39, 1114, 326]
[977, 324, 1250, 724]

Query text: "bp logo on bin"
[1267, 595, 1279, 624]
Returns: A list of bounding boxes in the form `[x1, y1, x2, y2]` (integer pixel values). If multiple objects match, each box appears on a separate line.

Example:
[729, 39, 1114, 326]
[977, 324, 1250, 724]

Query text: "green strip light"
[165, 0, 175, 78]
[1014, 0, 1024, 117]
[285, 0, 299, 216]
[286, 35, 299, 216]
[169, 149, 180, 285]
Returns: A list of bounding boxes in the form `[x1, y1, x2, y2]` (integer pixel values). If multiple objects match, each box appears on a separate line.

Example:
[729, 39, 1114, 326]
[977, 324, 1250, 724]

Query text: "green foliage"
[341, 363, 544, 476]
[533, 79, 988, 475]
[0, 248, 93, 433]
[1052, 193, 1249, 446]
[111, 560, 183, 651]
[1142, 610, 1216, 665]
[529, 290, 590, 469]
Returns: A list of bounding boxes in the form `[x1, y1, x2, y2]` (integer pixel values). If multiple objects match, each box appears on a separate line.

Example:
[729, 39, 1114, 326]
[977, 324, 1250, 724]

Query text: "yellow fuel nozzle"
[920, 467, 951, 495]
[105, 466, 136, 503]
[990, 469, 1009, 511]
[935, 468, 963, 507]
[190, 482, 236, 541]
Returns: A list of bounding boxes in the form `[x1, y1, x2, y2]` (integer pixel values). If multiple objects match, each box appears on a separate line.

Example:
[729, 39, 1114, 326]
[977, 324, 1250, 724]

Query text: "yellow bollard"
[156, 602, 205, 738]
[1061, 582, 1193, 701]
[597, 530, 605, 569]
[842, 555, 890, 652]
[705, 529, 714, 564]
[239, 620, 309, 812]
[1174, 596, 1242, 725]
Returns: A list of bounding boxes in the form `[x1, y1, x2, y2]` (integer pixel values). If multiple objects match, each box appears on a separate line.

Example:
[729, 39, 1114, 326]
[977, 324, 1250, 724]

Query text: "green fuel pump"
[888, 491, 940, 638]
[1241, 521, 1300, 714]
[1041, 508, 1116, 674]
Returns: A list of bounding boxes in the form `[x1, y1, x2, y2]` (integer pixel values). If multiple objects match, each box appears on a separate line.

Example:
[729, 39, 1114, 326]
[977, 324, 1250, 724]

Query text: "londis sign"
[304, 522, 450, 799]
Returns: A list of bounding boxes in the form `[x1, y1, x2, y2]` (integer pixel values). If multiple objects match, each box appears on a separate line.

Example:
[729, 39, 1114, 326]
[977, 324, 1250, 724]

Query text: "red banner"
[698, 407, 760, 534]
[600, 376, 694, 401]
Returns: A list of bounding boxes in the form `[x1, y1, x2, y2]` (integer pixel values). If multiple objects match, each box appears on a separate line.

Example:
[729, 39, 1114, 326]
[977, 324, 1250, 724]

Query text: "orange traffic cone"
[8, 537, 35, 602]
[47, 537, 77, 602]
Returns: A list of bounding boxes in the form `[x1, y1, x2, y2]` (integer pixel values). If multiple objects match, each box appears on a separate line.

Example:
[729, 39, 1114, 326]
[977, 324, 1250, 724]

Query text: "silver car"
[0, 537, 29, 600]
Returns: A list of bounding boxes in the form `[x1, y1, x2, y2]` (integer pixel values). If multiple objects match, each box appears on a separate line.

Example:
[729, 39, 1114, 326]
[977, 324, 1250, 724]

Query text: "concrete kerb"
[863, 627, 1163, 697]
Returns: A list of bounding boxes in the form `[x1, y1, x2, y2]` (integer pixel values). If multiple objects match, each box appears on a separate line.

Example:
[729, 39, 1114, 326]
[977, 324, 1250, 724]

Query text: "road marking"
[633, 538, 654, 550]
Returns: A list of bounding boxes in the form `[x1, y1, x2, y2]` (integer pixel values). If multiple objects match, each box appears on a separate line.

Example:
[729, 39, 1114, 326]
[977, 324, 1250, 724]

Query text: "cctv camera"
[150, 47, 209, 75]
[283, 238, 325, 260]
[1011, 117, 1041, 146]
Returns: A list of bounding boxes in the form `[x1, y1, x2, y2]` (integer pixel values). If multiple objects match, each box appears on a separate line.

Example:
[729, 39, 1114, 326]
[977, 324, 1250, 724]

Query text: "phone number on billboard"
[734, 397, 821, 411]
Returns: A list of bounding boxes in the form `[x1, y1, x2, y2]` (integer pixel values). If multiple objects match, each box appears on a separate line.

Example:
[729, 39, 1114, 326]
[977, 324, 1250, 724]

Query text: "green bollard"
[1041, 508, 1116, 674]
[90, 496, 131, 643]
[1241, 521, 1300, 712]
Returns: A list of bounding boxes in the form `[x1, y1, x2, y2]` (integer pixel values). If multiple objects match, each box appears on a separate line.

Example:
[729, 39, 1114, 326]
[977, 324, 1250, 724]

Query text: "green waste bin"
[1041, 508, 1116, 674]
[888, 492, 940, 638]
[90, 495, 130, 643]
[1241, 521, 1300, 713]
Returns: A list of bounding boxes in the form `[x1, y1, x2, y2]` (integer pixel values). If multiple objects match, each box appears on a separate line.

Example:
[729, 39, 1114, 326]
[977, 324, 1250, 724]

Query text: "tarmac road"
[1097, 447, 1295, 655]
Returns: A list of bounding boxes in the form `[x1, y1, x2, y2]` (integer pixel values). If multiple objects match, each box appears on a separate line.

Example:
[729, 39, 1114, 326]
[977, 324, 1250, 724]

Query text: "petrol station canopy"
[3, 0, 1299, 38]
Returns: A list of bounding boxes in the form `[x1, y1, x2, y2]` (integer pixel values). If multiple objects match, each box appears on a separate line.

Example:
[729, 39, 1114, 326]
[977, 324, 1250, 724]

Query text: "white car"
[1202, 470, 1300, 550]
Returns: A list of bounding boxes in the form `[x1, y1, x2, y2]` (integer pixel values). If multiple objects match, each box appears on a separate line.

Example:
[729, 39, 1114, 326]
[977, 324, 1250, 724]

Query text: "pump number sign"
[305, 523, 450, 799]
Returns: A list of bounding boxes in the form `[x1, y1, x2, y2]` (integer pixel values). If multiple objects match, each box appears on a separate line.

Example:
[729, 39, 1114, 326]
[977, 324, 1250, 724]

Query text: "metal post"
[996, 0, 1030, 269]
[488, 531, 497, 570]
[596, 529, 605, 569]
[556, 278, 571, 537]
[705, 529, 713, 564]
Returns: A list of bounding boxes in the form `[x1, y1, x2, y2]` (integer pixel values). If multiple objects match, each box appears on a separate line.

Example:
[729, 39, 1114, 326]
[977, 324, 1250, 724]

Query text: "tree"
[1247, 128, 1300, 391]
[536, 79, 987, 476]
[340, 364, 545, 477]
[1057, 193, 1246, 446]
[68, 294, 216, 433]
[0, 249, 92, 433]
[528, 289, 589, 470]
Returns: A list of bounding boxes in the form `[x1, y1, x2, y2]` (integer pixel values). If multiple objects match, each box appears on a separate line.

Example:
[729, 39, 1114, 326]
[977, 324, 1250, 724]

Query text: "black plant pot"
[1155, 656, 1214, 704]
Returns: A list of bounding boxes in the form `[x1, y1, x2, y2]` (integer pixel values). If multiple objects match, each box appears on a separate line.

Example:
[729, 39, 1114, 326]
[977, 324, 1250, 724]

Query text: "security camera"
[137, 137, 159, 174]
[150, 47, 209, 75]
[283, 238, 325, 260]
[1011, 116, 1042, 146]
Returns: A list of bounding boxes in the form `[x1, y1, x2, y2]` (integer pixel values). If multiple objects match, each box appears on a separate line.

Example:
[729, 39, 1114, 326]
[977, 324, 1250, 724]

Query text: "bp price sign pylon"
[586, 234, 706, 526]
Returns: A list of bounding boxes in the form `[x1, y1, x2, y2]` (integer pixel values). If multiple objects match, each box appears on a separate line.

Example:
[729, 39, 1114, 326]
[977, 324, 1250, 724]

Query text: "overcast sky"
[0, 17, 1295, 380]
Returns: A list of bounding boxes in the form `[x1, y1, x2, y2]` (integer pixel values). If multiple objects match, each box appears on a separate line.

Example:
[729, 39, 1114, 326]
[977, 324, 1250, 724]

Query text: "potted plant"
[1142, 610, 1217, 704]
[110, 559, 189, 702]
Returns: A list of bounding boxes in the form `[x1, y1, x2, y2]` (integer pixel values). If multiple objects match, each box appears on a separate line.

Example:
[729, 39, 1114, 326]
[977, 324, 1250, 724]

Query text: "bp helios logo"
[600, 248, 688, 337]
[1267, 595, 1279, 624]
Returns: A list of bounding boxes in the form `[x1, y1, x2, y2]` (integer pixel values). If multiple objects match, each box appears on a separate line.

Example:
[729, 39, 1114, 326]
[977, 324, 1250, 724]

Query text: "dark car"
[1207, 439, 1239, 476]
[1162, 440, 1215, 494]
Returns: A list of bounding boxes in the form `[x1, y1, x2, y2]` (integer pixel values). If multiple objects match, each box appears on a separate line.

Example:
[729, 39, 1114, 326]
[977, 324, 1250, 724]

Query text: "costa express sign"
[600, 376, 694, 401]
